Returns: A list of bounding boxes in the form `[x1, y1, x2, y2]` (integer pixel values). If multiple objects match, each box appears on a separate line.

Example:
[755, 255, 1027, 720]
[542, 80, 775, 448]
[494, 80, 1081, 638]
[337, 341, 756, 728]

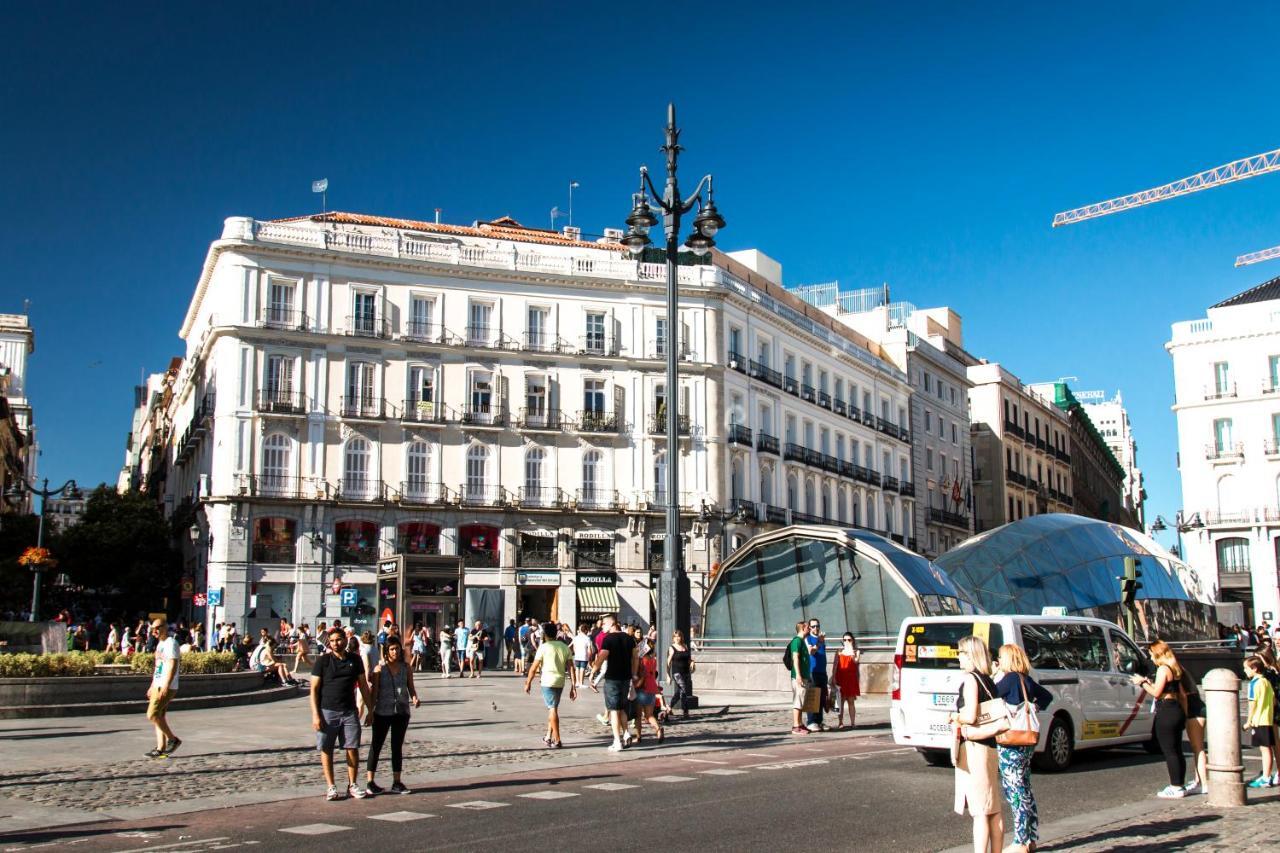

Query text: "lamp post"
[1150, 512, 1203, 562]
[8, 477, 81, 622]
[619, 103, 725, 679]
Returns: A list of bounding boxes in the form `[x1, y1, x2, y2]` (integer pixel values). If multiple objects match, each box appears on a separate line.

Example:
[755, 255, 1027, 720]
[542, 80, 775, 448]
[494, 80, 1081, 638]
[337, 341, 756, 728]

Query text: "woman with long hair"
[292, 623, 312, 674]
[949, 635, 1004, 853]
[633, 642, 664, 743]
[833, 633, 861, 730]
[665, 630, 694, 722]
[1132, 640, 1188, 798]
[365, 636, 419, 795]
[993, 644, 1053, 853]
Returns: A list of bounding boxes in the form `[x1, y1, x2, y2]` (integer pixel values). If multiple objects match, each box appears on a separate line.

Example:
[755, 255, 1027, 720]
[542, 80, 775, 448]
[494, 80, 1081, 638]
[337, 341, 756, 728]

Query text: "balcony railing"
[463, 324, 501, 348]
[517, 548, 558, 568]
[334, 478, 384, 502]
[518, 408, 564, 431]
[1204, 384, 1237, 401]
[785, 442, 808, 463]
[757, 433, 780, 455]
[648, 412, 690, 435]
[854, 465, 880, 487]
[573, 547, 615, 571]
[1205, 442, 1244, 462]
[252, 542, 297, 564]
[578, 333, 620, 357]
[461, 405, 506, 427]
[749, 360, 783, 388]
[817, 390, 832, 409]
[639, 491, 695, 511]
[345, 314, 390, 339]
[728, 424, 753, 446]
[839, 459, 855, 478]
[259, 309, 308, 332]
[899, 480, 916, 497]
[340, 396, 386, 419]
[1034, 436, 1047, 451]
[576, 488, 621, 511]
[729, 497, 762, 521]
[399, 400, 450, 425]
[783, 375, 799, 395]
[647, 339, 690, 360]
[833, 399, 847, 416]
[820, 453, 840, 473]
[256, 389, 306, 415]
[765, 504, 789, 524]
[883, 475, 900, 492]
[1204, 510, 1255, 526]
[236, 474, 304, 499]
[393, 480, 447, 505]
[460, 484, 505, 507]
[1008, 470, 1028, 487]
[403, 320, 449, 344]
[461, 549, 499, 568]
[1004, 420, 1025, 439]
[1265, 439, 1280, 456]
[1265, 381, 1280, 396]
[800, 383, 816, 403]
[576, 410, 621, 433]
[522, 332, 568, 354]
[928, 507, 970, 530]
[517, 486, 564, 509]
[727, 351, 748, 372]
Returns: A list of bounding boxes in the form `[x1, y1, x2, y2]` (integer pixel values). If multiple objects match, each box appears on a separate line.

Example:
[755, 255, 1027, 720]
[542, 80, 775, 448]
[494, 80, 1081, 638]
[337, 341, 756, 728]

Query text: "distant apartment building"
[1080, 391, 1145, 527]
[0, 313, 36, 515]
[131, 212, 915, 642]
[1167, 277, 1280, 624]
[968, 364, 1074, 531]
[793, 284, 974, 558]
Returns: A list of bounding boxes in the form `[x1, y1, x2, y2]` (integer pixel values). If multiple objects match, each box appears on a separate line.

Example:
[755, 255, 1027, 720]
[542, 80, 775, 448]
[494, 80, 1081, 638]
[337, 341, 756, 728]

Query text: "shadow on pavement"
[411, 771, 618, 796]
[0, 823, 181, 844]
[1039, 814, 1220, 851]
[0, 729, 133, 741]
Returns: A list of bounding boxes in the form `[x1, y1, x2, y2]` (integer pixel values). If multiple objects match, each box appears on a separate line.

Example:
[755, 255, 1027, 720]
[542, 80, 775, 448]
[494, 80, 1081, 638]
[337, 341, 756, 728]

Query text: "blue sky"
[4, 3, 1280, 556]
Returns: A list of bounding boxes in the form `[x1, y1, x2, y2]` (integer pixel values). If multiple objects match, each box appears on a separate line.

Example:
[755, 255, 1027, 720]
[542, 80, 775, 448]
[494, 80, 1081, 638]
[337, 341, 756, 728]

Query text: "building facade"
[967, 362, 1074, 532]
[792, 284, 974, 558]
[0, 313, 36, 515]
[1080, 391, 1145, 527]
[1167, 278, 1280, 624]
[140, 212, 914, 641]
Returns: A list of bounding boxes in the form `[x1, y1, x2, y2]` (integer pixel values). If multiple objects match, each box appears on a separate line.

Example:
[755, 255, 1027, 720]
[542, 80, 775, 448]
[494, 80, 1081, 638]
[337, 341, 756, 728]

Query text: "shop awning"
[577, 584, 620, 613]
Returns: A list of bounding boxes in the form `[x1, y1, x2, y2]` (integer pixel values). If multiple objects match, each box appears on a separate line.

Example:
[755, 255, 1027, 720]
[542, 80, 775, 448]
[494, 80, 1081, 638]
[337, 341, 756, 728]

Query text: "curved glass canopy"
[934, 513, 1215, 642]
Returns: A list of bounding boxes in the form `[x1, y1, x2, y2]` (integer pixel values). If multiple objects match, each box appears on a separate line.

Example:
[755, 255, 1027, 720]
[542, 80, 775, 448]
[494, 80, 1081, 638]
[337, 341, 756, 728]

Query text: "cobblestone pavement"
[0, 676, 878, 815]
[1039, 790, 1280, 851]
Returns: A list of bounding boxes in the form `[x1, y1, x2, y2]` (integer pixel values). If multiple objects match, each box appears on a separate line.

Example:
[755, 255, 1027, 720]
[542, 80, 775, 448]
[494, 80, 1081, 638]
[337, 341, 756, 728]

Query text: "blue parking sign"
[339, 587, 358, 607]
[207, 588, 223, 607]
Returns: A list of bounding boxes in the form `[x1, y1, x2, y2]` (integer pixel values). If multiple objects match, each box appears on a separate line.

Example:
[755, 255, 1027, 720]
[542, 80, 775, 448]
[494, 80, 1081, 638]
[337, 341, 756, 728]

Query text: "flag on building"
[312, 178, 328, 193]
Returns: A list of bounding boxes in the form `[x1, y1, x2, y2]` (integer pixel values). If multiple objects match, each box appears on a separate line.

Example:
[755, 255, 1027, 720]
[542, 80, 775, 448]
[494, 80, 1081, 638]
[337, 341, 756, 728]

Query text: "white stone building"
[1080, 391, 1145, 527]
[1167, 278, 1280, 624]
[152, 212, 914, 641]
[0, 313, 36, 514]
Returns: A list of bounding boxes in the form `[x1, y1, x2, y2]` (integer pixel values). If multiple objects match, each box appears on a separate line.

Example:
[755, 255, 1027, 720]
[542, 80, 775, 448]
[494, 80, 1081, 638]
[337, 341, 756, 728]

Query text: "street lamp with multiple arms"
[7, 477, 81, 622]
[619, 103, 725, 679]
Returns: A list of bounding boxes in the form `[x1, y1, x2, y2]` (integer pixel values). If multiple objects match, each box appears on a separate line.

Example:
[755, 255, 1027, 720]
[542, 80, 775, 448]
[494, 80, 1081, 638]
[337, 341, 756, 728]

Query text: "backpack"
[782, 640, 796, 670]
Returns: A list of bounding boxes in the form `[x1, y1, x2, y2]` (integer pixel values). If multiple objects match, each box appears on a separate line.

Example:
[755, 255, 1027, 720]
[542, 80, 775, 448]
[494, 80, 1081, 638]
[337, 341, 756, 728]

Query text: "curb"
[0, 683, 304, 719]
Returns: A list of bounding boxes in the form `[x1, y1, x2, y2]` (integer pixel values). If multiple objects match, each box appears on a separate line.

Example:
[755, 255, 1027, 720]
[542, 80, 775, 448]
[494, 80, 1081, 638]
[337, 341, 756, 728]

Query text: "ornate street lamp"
[8, 477, 81, 622]
[620, 103, 725, 679]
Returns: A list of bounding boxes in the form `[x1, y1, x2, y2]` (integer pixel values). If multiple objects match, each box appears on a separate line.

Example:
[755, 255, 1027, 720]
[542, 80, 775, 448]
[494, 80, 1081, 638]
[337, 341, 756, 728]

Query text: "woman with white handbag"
[993, 644, 1054, 853]
[948, 636, 1005, 853]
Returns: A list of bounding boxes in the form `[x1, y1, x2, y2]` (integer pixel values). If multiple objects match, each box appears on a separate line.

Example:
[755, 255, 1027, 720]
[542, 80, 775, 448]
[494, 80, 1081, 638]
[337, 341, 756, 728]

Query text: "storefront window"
[518, 533, 557, 568]
[574, 538, 614, 570]
[460, 524, 500, 567]
[397, 522, 440, 555]
[252, 517, 297, 564]
[335, 519, 379, 564]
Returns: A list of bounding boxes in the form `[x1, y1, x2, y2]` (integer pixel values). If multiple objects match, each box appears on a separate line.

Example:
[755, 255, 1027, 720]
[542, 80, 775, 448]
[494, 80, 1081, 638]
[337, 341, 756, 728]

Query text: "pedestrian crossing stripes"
[646, 775, 696, 783]
[584, 782, 639, 791]
[448, 800, 509, 810]
[368, 811, 437, 822]
[279, 824, 352, 835]
[518, 790, 580, 800]
[698, 768, 749, 776]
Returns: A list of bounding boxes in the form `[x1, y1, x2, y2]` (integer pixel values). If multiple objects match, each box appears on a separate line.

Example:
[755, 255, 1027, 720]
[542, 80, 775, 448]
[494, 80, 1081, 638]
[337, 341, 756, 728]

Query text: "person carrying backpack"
[785, 621, 813, 735]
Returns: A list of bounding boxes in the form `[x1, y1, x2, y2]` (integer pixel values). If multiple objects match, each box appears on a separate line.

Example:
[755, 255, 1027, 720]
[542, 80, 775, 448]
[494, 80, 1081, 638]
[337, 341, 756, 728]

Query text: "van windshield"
[902, 621, 1004, 670]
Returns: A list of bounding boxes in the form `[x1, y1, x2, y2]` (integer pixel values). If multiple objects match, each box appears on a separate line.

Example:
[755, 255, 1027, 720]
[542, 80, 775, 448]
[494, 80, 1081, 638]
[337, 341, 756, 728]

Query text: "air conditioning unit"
[563, 226, 582, 241]
[682, 352, 698, 362]
[600, 228, 624, 243]
[636, 500, 649, 511]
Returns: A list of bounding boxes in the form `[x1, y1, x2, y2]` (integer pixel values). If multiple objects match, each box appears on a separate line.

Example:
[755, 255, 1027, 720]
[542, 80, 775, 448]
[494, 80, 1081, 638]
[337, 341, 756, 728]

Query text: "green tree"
[0, 513, 42, 617]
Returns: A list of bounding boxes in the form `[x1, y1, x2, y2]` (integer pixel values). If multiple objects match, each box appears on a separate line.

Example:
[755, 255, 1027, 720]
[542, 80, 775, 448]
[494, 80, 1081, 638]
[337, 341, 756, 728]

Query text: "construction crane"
[1051, 146, 1280, 266]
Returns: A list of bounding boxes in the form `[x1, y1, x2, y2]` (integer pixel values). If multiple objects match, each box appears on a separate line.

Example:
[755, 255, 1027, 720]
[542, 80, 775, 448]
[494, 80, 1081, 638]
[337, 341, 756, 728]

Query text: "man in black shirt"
[590, 614, 638, 752]
[311, 627, 373, 801]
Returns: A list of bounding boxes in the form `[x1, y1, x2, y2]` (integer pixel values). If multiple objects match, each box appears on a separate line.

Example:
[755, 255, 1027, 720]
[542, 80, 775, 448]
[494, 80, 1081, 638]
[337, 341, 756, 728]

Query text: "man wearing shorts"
[146, 618, 181, 758]
[311, 627, 373, 801]
[524, 621, 576, 747]
[787, 621, 813, 735]
[571, 624, 593, 688]
[590, 615, 638, 751]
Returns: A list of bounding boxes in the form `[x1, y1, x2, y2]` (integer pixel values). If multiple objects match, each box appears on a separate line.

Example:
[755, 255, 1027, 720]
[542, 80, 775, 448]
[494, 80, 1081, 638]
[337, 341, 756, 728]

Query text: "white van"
[889, 615, 1156, 771]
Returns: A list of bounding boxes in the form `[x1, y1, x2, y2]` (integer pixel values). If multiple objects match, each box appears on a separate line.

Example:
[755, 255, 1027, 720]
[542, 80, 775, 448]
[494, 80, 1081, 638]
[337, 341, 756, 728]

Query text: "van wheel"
[919, 748, 951, 767]
[1034, 716, 1074, 772]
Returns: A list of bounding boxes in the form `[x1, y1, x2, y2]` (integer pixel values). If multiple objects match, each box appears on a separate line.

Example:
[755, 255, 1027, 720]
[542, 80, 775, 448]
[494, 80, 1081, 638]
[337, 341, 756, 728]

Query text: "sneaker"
[163, 738, 182, 756]
[390, 781, 410, 795]
[1271, 773, 1279, 788]
[1247, 776, 1270, 789]
[1157, 784, 1187, 798]
[365, 781, 384, 795]
[348, 784, 368, 799]
[596, 713, 610, 726]
[607, 741, 624, 752]
[145, 748, 165, 759]
[622, 733, 635, 748]
[805, 723, 822, 732]
[1182, 780, 1201, 795]
[791, 726, 811, 735]
[325, 785, 342, 801]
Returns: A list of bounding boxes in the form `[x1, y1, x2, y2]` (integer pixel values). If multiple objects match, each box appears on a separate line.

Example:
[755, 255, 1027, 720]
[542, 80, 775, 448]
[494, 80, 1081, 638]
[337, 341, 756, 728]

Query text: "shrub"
[130, 650, 235, 675]
[0, 650, 234, 677]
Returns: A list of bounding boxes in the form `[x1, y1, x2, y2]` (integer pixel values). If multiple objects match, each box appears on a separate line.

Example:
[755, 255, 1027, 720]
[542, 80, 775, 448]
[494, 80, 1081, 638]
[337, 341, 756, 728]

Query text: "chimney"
[434, 208, 442, 224]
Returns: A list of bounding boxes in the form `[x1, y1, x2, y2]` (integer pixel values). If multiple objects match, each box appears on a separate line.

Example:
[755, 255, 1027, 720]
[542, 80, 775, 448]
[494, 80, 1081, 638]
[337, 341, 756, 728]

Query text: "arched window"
[524, 448, 545, 505]
[261, 434, 292, 496]
[837, 489, 847, 524]
[466, 444, 490, 503]
[760, 466, 774, 506]
[852, 489, 861, 526]
[804, 480, 816, 516]
[582, 450, 603, 506]
[335, 519, 378, 564]
[787, 474, 799, 511]
[253, 517, 296, 563]
[731, 457, 744, 501]
[397, 521, 440, 555]
[343, 437, 372, 499]
[864, 494, 875, 530]
[654, 451, 668, 505]
[404, 440, 434, 501]
[820, 485, 831, 521]
[884, 499, 895, 534]
[1217, 537, 1250, 574]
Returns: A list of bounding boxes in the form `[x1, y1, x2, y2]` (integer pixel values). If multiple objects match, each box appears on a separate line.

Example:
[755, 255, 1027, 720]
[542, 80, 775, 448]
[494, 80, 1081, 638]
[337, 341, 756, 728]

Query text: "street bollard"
[1203, 667, 1245, 807]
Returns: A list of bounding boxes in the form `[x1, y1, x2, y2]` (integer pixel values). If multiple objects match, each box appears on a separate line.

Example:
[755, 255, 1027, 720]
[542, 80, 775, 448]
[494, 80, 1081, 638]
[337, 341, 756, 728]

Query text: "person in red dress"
[833, 632, 861, 730]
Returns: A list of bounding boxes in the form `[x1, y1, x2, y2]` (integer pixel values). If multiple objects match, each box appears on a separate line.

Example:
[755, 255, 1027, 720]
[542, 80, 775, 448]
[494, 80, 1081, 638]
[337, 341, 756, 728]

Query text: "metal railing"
[517, 486, 564, 508]
[340, 396, 386, 419]
[465, 324, 500, 348]
[1204, 384, 1237, 401]
[728, 424, 753, 445]
[399, 400, 450, 424]
[578, 333, 620, 357]
[1205, 442, 1244, 461]
[259, 309, 308, 331]
[256, 389, 306, 414]
[522, 332, 568, 353]
[518, 408, 564, 431]
[648, 412, 690, 434]
[395, 480, 447, 505]
[345, 314, 390, 339]
[576, 488, 621, 511]
[757, 433, 780, 455]
[403, 320, 449, 344]
[517, 548, 558, 568]
[576, 410, 621, 433]
[334, 478, 384, 502]
[461, 405, 506, 427]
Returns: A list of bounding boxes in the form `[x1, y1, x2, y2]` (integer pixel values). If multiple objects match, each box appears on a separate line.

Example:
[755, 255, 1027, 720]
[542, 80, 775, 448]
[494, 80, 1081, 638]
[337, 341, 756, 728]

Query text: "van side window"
[1108, 630, 1143, 675]
[1020, 623, 1108, 672]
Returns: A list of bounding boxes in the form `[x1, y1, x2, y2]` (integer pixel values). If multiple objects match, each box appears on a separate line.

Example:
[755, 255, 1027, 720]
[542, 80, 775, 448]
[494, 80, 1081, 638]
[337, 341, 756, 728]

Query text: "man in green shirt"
[788, 620, 813, 735]
[525, 621, 576, 748]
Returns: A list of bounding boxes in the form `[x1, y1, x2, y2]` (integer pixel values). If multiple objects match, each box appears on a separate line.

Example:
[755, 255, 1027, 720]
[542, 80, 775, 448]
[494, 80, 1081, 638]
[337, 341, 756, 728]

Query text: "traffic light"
[1120, 557, 1143, 609]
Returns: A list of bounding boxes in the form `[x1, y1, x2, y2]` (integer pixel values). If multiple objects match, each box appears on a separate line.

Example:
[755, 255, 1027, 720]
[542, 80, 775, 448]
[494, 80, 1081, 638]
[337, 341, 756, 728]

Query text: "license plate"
[931, 693, 956, 709]
[927, 722, 951, 734]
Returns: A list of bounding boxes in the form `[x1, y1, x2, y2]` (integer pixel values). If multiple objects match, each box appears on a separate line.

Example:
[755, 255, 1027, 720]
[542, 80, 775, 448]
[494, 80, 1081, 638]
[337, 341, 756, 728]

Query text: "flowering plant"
[17, 546, 57, 568]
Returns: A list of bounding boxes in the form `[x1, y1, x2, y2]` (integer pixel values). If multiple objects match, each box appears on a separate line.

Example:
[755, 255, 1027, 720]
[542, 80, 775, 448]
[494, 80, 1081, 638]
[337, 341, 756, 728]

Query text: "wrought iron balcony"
[518, 408, 564, 431]
[578, 333, 620, 357]
[403, 320, 447, 344]
[839, 459, 855, 478]
[259, 309, 308, 332]
[899, 480, 916, 497]
[783, 375, 799, 395]
[817, 390, 832, 410]
[757, 433, 780, 455]
[517, 547, 558, 568]
[461, 405, 506, 428]
[522, 332, 567, 353]
[576, 488, 621, 511]
[340, 396, 386, 419]
[727, 351, 748, 373]
[334, 478, 384, 503]
[576, 410, 621, 433]
[394, 480, 448, 505]
[785, 442, 808, 462]
[237, 474, 303, 499]
[834, 399, 847, 416]
[460, 484, 505, 507]
[800, 383, 816, 403]
[1004, 420, 1025, 439]
[517, 486, 565, 509]
[345, 314, 390, 339]
[1008, 470, 1028, 487]
[1265, 439, 1280, 456]
[461, 549, 499, 568]
[765, 504, 789, 524]
[647, 338, 690, 360]
[749, 360, 783, 388]
[928, 507, 970, 530]
[573, 545, 615, 571]
[820, 453, 839, 473]
[1203, 384, 1237, 401]
[729, 498, 762, 521]
[255, 389, 306, 415]
[1205, 442, 1244, 462]
[728, 424, 753, 446]
[400, 400, 450, 425]
[465, 324, 500, 348]
[883, 475, 900, 492]
[648, 412, 691, 435]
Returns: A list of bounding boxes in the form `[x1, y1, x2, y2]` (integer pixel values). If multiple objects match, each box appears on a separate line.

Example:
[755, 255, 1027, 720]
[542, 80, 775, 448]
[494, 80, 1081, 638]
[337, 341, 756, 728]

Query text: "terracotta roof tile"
[269, 211, 624, 252]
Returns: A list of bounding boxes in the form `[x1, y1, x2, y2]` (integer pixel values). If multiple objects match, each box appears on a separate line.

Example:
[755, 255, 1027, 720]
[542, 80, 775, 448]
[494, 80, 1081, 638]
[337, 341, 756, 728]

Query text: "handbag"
[996, 674, 1041, 747]
[962, 674, 1011, 741]
[801, 686, 823, 714]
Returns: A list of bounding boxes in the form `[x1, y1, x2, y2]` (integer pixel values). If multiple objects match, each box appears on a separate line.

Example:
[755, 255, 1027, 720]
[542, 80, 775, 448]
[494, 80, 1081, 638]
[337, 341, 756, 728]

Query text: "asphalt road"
[0, 730, 1179, 853]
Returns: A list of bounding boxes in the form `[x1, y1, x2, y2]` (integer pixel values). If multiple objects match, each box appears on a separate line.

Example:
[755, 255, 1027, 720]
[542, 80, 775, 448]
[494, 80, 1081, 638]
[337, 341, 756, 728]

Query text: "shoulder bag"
[962, 674, 1011, 741]
[995, 674, 1041, 747]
